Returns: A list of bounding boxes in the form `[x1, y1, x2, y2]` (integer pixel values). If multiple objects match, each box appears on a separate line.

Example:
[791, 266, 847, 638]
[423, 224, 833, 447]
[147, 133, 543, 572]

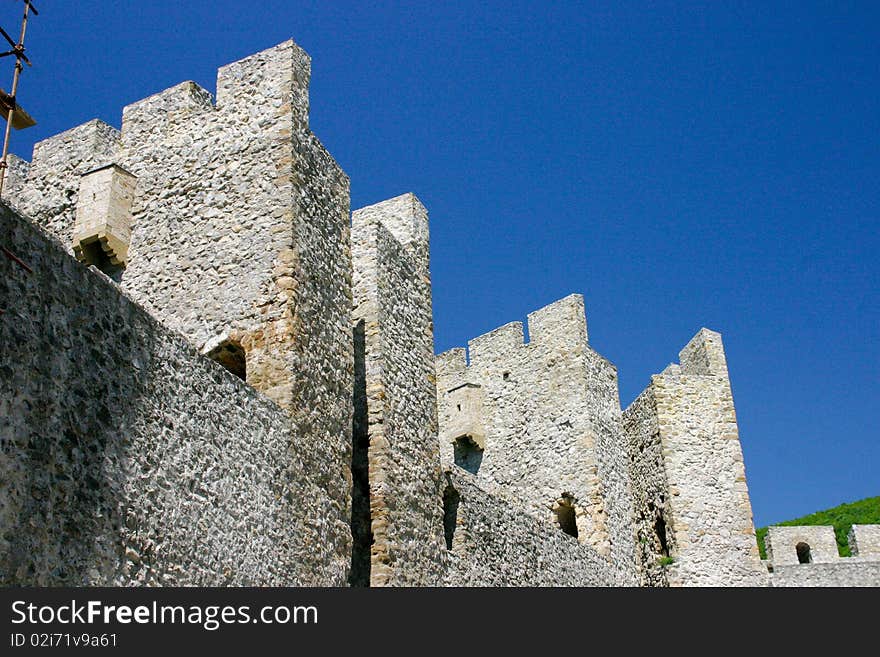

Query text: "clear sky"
[5, 1, 876, 527]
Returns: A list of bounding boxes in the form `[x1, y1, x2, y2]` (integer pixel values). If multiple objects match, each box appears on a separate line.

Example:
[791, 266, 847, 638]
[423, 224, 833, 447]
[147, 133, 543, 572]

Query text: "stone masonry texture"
[849, 525, 880, 558]
[351, 194, 447, 586]
[0, 204, 349, 585]
[622, 329, 770, 586]
[2, 36, 877, 588]
[769, 562, 880, 587]
[436, 295, 639, 583]
[6, 40, 353, 426]
[5, 41, 354, 557]
[443, 469, 625, 586]
[765, 526, 840, 566]
[763, 525, 880, 586]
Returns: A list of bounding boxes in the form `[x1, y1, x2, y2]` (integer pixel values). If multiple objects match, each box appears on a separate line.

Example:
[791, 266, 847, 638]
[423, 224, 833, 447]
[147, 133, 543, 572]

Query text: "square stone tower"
[623, 329, 769, 586]
[435, 295, 640, 581]
[350, 193, 447, 586]
[5, 39, 354, 531]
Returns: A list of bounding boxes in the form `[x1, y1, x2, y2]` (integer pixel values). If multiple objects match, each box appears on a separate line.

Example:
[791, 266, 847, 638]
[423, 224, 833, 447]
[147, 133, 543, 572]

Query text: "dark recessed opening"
[503, 371, 510, 381]
[443, 484, 460, 551]
[453, 435, 483, 475]
[350, 320, 371, 586]
[80, 239, 123, 278]
[555, 496, 578, 539]
[654, 515, 670, 557]
[206, 340, 246, 381]
[796, 542, 812, 564]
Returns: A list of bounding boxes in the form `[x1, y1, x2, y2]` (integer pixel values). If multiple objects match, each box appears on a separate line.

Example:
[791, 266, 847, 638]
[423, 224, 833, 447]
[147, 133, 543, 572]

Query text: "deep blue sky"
[6, 2, 876, 526]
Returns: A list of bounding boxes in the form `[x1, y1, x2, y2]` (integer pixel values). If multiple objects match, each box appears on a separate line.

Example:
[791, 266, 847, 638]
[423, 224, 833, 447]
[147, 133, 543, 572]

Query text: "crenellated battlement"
[622, 328, 768, 586]
[7, 119, 122, 245]
[121, 80, 215, 142]
[5, 38, 351, 418]
[435, 294, 639, 579]
[762, 524, 880, 586]
[467, 321, 524, 366]
[30, 118, 122, 171]
[352, 193, 430, 276]
[216, 39, 311, 122]
[527, 293, 589, 348]
[114, 39, 311, 140]
[678, 328, 729, 378]
[1, 33, 873, 589]
[764, 524, 880, 569]
[435, 346, 468, 379]
[849, 524, 880, 558]
[459, 294, 591, 370]
[765, 526, 839, 566]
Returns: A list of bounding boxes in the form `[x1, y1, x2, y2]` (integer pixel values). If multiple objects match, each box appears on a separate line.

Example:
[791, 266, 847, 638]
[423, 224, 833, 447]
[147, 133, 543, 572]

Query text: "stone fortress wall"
[435, 294, 638, 581]
[350, 194, 447, 586]
[0, 198, 623, 587]
[1, 37, 877, 587]
[621, 330, 769, 586]
[3, 42, 356, 575]
[0, 203, 351, 585]
[764, 525, 880, 586]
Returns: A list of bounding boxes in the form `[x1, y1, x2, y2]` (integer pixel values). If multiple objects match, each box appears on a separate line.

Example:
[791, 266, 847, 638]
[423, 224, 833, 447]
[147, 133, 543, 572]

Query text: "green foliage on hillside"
[756, 497, 880, 559]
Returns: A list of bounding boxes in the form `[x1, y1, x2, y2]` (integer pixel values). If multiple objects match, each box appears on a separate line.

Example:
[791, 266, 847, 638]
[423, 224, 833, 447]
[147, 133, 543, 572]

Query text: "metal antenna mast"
[0, 0, 37, 198]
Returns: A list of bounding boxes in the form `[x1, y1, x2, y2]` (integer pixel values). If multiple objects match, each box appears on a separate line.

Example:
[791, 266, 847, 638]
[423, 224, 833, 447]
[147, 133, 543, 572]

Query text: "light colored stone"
[72, 164, 137, 271]
[1, 35, 874, 589]
[849, 524, 880, 558]
[436, 295, 639, 582]
[622, 329, 770, 586]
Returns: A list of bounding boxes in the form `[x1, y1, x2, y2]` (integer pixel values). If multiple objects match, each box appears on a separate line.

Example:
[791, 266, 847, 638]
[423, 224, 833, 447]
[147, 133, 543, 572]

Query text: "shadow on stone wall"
[1, 202, 155, 584]
[1, 202, 351, 586]
[348, 319, 371, 586]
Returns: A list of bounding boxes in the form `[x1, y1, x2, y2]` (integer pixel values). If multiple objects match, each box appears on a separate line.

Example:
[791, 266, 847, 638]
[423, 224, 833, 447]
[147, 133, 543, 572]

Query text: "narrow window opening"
[206, 340, 246, 381]
[453, 435, 483, 475]
[456, 404, 461, 412]
[443, 485, 460, 551]
[655, 515, 670, 557]
[796, 542, 812, 564]
[555, 495, 578, 539]
[503, 371, 510, 381]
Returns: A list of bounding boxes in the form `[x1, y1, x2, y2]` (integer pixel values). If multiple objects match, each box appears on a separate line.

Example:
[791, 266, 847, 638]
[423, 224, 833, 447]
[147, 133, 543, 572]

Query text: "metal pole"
[0, 1, 33, 198]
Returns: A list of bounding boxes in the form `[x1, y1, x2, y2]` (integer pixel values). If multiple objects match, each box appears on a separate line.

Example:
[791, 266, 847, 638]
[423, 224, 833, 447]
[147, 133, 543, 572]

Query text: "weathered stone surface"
[623, 329, 770, 586]
[620, 384, 670, 586]
[770, 561, 880, 587]
[351, 194, 447, 586]
[5, 40, 354, 562]
[5, 119, 121, 246]
[849, 524, 880, 558]
[443, 469, 627, 586]
[73, 164, 137, 271]
[763, 524, 880, 586]
[7, 41, 353, 426]
[436, 295, 639, 582]
[1, 35, 873, 589]
[766, 526, 839, 566]
[0, 204, 349, 585]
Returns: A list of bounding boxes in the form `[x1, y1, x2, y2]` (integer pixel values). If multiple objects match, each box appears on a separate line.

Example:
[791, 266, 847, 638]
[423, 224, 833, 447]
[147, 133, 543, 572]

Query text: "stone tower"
[435, 295, 640, 580]
[622, 329, 768, 586]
